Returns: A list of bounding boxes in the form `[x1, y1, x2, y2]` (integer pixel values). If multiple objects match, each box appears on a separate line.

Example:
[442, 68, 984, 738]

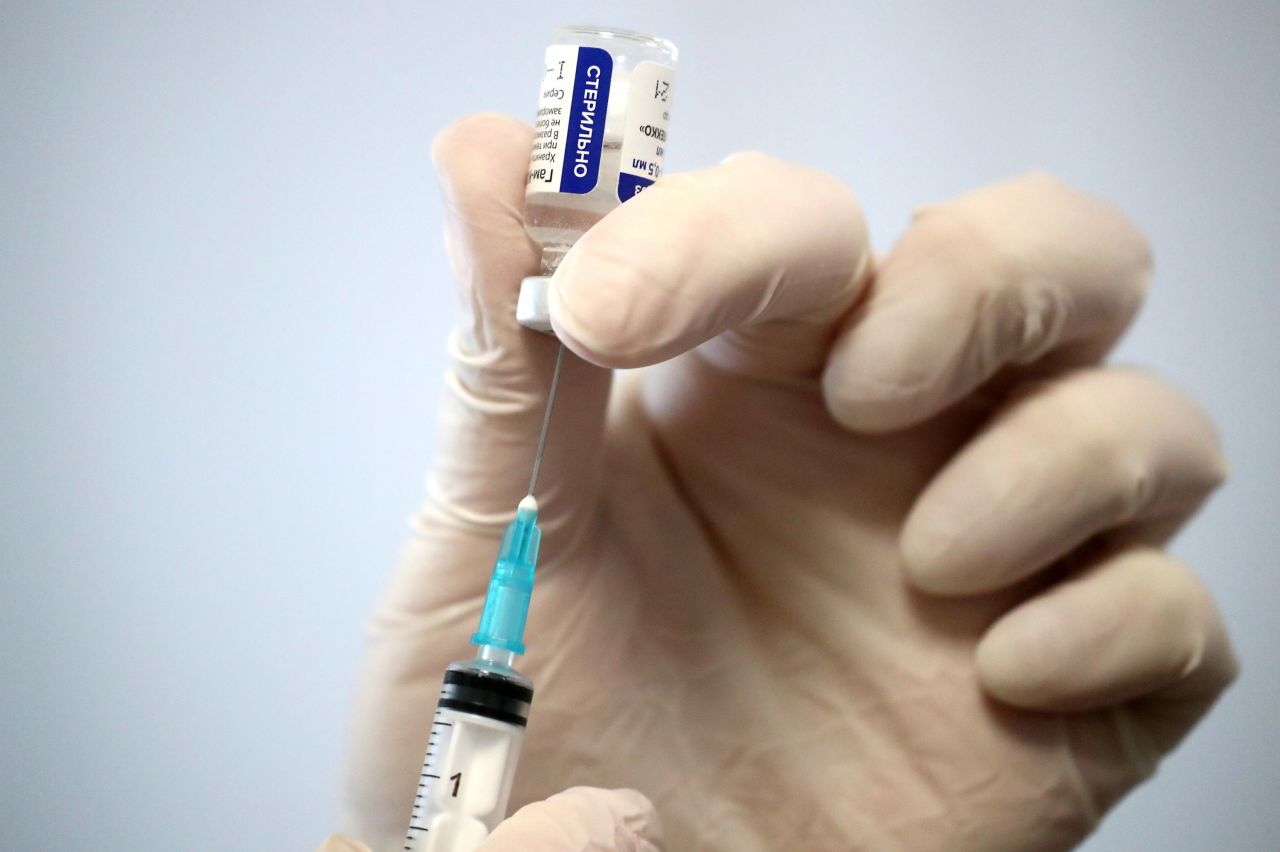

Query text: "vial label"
[617, 61, 675, 201]
[527, 45, 613, 195]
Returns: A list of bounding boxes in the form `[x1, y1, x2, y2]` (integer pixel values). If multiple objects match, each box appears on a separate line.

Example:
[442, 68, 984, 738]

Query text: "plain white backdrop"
[2, 2, 1277, 849]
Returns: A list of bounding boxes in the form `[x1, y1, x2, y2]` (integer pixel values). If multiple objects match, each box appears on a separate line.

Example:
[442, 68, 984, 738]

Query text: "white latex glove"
[320, 787, 660, 852]
[337, 114, 1237, 851]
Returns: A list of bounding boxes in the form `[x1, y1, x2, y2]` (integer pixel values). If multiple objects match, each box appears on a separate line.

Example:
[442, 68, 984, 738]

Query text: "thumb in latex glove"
[319, 788, 659, 852]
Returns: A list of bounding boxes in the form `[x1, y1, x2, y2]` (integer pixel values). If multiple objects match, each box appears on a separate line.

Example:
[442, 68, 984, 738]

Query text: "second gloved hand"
[319, 787, 660, 852]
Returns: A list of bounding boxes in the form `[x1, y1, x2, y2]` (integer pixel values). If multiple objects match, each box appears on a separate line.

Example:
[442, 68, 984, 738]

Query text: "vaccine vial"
[518, 26, 678, 332]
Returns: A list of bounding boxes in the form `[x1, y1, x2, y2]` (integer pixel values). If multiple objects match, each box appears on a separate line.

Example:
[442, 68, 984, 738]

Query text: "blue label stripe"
[617, 173, 654, 201]
[559, 46, 612, 194]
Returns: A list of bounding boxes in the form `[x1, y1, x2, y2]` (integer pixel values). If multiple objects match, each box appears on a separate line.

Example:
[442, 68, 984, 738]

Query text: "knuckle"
[1095, 441, 1150, 522]
[1044, 368, 1229, 518]
[1148, 560, 1216, 678]
[1005, 171, 1154, 305]
[1191, 424, 1230, 494]
[1007, 275, 1071, 364]
[1034, 374, 1151, 518]
[1119, 368, 1230, 493]
[1029, 172, 1153, 299]
[1182, 401, 1231, 492]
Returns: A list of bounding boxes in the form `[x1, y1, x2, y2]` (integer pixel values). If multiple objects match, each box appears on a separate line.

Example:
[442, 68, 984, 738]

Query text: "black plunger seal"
[437, 666, 534, 728]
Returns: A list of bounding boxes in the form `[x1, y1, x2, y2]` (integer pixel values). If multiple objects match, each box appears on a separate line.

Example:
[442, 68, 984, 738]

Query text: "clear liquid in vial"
[525, 137, 623, 274]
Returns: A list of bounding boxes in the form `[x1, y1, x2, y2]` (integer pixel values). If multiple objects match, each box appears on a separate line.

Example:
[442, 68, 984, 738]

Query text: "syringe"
[402, 348, 563, 852]
[403, 25, 677, 852]
[401, 496, 542, 852]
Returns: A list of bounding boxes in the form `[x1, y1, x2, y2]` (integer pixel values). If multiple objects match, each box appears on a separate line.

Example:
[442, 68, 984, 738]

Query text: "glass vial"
[517, 26, 678, 332]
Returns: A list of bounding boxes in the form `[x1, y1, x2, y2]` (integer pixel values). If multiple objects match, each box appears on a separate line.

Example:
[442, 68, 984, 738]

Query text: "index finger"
[547, 153, 871, 378]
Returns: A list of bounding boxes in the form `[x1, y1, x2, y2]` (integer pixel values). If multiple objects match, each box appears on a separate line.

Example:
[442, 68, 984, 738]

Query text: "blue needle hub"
[470, 495, 541, 655]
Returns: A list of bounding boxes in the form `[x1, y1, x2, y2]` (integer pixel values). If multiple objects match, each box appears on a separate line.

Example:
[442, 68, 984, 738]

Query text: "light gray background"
[2, 2, 1276, 849]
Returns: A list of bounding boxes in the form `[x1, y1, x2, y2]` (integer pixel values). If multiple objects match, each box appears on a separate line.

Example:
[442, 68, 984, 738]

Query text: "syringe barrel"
[518, 26, 678, 333]
[403, 663, 534, 852]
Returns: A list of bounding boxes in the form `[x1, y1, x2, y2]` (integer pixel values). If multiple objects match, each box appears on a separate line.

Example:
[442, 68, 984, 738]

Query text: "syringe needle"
[527, 342, 566, 497]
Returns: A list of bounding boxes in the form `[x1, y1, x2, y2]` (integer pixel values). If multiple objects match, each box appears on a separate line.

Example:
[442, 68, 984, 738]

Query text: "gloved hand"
[336, 113, 1237, 852]
[320, 787, 661, 851]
